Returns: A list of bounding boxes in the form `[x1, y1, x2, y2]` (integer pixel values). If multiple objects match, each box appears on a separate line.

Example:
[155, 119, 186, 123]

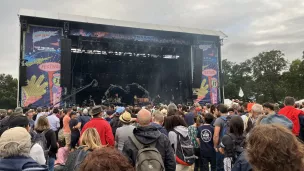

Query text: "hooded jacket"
[0, 156, 48, 171]
[150, 122, 168, 136]
[110, 114, 123, 136]
[168, 126, 191, 165]
[123, 125, 176, 171]
[232, 152, 252, 171]
[279, 106, 303, 136]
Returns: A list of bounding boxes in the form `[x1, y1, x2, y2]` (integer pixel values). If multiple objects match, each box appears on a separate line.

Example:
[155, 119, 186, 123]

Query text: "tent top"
[18, 8, 227, 38]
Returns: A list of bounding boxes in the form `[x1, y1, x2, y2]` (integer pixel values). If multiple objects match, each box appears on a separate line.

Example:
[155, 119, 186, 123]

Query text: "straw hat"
[119, 111, 132, 123]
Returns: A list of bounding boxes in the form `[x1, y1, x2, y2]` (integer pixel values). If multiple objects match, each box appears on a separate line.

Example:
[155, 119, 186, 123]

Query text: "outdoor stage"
[18, 9, 226, 107]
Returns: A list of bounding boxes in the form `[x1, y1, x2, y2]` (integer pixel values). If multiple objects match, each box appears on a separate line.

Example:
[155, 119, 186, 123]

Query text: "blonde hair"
[35, 116, 50, 131]
[80, 128, 102, 151]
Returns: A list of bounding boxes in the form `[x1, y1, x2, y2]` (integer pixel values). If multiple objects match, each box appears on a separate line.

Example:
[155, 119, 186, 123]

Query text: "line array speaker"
[60, 39, 72, 89]
[192, 48, 203, 88]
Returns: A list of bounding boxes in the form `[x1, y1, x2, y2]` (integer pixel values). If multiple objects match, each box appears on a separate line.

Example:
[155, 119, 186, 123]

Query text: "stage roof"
[18, 8, 227, 39]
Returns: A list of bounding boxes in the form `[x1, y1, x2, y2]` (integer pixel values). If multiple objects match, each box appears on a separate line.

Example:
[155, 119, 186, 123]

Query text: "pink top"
[55, 147, 69, 165]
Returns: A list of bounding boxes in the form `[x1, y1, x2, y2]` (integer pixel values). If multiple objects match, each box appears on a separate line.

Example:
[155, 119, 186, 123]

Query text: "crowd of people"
[0, 96, 304, 171]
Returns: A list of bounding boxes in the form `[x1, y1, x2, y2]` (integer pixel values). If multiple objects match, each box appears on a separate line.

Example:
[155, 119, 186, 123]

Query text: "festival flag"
[239, 87, 244, 97]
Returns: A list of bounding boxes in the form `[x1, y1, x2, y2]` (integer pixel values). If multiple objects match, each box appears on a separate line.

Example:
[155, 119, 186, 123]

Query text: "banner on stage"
[21, 25, 63, 107]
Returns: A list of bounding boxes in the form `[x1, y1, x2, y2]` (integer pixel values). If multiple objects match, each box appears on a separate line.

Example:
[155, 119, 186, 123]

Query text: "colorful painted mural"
[194, 42, 220, 104]
[70, 29, 189, 45]
[21, 25, 62, 107]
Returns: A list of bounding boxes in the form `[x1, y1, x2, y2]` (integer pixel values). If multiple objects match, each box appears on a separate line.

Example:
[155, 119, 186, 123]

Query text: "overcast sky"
[1, 0, 304, 78]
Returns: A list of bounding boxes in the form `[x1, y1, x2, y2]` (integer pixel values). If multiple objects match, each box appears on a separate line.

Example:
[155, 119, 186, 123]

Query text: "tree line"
[223, 50, 304, 103]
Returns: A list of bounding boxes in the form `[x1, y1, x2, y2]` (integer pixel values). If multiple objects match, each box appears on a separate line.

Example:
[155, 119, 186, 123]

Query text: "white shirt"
[47, 114, 60, 131]
[30, 143, 46, 165]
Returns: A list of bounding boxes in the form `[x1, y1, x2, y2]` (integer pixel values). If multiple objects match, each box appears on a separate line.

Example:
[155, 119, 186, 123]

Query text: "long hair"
[247, 124, 304, 171]
[229, 115, 244, 137]
[35, 116, 50, 131]
[80, 128, 102, 151]
[164, 115, 188, 131]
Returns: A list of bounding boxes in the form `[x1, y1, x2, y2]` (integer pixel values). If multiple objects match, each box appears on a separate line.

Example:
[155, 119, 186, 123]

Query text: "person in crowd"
[70, 111, 81, 150]
[196, 113, 216, 171]
[279, 96, 304, 137]
[54, 139, 69, 171]
[14, 107, 23, 115]
[35, 116, 59, 171]
[244, 104, 263, 134]
[26, 109, 35, 130]
[81, 106, 114, 147]
[63, 108, 72, 149]
[227, 108, 235, 115]
[64, 128, 102, 171]
[115, 111, 135, 151]
[263, 102, 276, 115]
[258, 111, 293, 130]
[219, 116, 245, 171]
[78, 108, 91, 130]
[35, 107, 45, 125]
[80, 147, 134, 171]
[210, 105, 216, 115]
[165, 114, 194, 171]
[8, 114, 46, 165]
[151, 110, 168, 136]
[247, 124, 304, 171]
[123, 109, 176, 171]
[47, 108, 60, 136]
[213, 104, 228, 171]
[110, 106, 125, 136]
[167, 103, 178, 116]
[184, 107, 198, 126]
[188, 116, 201, 171]
[0, 109, 7, 121]
[0, 127, 48, 171]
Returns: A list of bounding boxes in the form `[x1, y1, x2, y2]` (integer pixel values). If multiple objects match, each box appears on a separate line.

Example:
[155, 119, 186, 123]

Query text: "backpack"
[226, 134, 244, 165]
[220, 115, 232, 138]
[173, 130, 196, 165]
[31, 129, 50, 159]
[130, 134, 165, 171]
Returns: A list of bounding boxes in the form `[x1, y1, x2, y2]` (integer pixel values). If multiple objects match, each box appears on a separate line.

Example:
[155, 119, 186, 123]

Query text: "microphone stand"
[51, 79, 97, 108]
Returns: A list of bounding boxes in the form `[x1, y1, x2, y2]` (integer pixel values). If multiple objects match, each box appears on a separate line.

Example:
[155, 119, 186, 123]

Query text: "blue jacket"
[232, 152, 252, 171]
[0, 156, 48, 171]
[150, 122, 168, 136]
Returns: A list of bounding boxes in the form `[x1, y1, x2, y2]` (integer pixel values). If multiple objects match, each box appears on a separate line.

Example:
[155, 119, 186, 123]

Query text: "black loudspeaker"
[192, 48, 203, 88]
[19, 65, 27, 86]
[60, 39, 72, 89]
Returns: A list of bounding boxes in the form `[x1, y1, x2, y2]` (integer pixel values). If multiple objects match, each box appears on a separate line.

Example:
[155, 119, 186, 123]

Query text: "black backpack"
[173, 130, 196, 165]
[31, 129, 50, 159]
[130, 134, 165, 171]
[227, 134, 244, 164]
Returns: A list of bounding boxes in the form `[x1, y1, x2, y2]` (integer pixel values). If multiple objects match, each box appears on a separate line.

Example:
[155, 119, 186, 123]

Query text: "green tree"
[0, 74, 18, 109]
[250, 50, 287, 102]
[282, 59, 304, 99]
[222, 59, 253, 100]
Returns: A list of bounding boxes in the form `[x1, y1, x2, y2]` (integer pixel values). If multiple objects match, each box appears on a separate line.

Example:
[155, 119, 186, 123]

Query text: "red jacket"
[279, 106, 303, 136]
[80, 118, 115, 146]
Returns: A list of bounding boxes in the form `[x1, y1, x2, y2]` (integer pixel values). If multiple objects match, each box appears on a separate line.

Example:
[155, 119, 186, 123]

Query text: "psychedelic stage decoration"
[21, 25, 63, 107]
[193, 42, 220, 104]
[70, 29, 189, 45]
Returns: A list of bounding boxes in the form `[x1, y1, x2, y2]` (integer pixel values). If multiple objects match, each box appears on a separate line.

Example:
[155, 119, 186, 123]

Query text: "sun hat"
[0, 127, 31, 152]
[90, 106, 102, 116]
[119, 111, 132, 123]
